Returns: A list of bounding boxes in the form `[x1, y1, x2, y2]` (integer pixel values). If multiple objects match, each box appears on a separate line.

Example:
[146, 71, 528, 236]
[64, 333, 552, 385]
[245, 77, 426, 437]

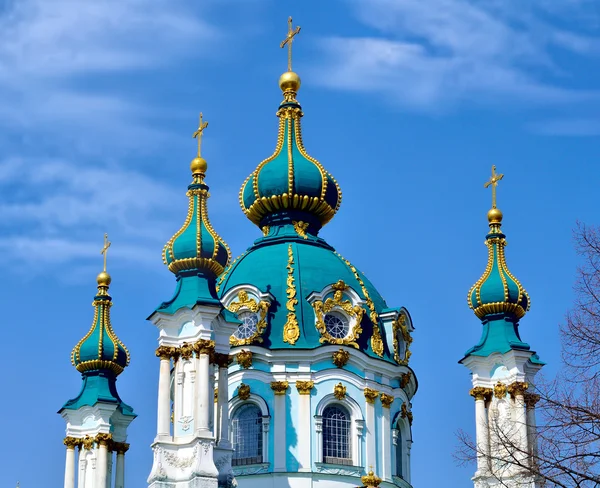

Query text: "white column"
[271, 381, 288, 472]
[96, 441, 109, 488]
[365, 394, 377, 472]
[392, 429, 400, 477]
[356, 420, 365, 468]
[156, 348, 172, 437]
[217, 363, 231, 448]
[405, 439, 413, 483]
[106, 453, 113, 488]
[196, 341, 213, 435]
[115, 444, 128, 488]
[525, 394, 540, 465]
[176, 366, 185, 421]
[470, 388, 491, 476]
[78, 450, 87, 488]
[314, 416, 323, 463]
[514, 392, 529, 467]
[63, 440, 76, 488]
[381, 403, 392, 480]
[296, 382, 313, 471]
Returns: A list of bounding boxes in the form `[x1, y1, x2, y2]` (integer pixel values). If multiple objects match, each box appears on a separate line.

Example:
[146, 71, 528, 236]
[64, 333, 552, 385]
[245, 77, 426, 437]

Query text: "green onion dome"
[468, 208, 530, 320]
[239, 72, 342, 233]
[163, 155, 231, 277]
[71, 272, 130, 376]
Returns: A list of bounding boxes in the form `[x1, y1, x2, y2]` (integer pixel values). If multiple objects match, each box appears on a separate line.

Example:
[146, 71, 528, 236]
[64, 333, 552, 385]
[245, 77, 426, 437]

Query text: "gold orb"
[279, 71, 301, 93]
[191, 157, 208, 175]
[487, 207, 503, 224]
[97, 271, 112, 287]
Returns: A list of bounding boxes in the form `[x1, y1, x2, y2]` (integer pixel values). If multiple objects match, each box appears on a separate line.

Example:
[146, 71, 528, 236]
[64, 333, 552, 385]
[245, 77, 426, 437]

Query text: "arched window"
[231, 404, 263, 466]
[323, 405, 352, 465]
[395, 427, 403, 477]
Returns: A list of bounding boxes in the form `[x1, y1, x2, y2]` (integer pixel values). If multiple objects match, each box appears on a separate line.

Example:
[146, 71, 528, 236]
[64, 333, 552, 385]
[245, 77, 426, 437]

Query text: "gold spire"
[483, 165, 504, 229]
[279, 16, 302, 102]
[191, 112, 209, 183]
[97, 233, 112, 290]
[280, 16, 301, 72]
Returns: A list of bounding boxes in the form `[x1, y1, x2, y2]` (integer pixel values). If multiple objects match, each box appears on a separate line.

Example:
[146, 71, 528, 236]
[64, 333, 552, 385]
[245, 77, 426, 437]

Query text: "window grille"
[323, 405, 352, 465]
[232, 404, 263, 466]
[324, 312, 349, 339]
[234, 312, 259, 340]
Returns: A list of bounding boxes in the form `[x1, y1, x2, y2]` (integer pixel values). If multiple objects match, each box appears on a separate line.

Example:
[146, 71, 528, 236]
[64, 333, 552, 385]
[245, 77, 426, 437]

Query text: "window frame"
[228, 393, 270, 468]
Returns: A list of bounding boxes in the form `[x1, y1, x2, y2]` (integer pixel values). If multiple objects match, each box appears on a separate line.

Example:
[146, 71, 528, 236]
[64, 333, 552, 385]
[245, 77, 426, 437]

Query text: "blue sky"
[1, 0, 598, 486]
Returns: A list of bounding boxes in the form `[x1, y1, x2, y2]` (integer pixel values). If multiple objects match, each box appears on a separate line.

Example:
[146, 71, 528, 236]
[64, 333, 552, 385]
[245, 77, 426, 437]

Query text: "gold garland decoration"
[283, 244, 300, 345]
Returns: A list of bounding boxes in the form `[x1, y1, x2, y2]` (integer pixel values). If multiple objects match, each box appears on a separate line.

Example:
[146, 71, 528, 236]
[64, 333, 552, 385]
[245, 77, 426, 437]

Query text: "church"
[57, 18, 545, 488]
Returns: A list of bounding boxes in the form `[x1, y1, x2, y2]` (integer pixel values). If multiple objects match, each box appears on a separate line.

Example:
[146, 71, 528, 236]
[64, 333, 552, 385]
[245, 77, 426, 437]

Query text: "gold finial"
[192, 112, 209, 158]
[484, 165, 504, 209]
[280, 16, 301, 72]
[100, 233, 111, 272]
[97, 233, 112, 288]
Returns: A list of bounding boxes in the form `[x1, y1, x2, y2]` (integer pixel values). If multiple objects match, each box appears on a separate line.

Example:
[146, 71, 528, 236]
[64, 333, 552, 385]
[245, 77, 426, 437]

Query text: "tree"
[457, 222, 600, 487]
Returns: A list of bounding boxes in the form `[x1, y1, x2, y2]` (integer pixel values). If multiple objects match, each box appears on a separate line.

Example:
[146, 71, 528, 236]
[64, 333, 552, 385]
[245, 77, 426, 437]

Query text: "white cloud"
[313, 0, 600, 110]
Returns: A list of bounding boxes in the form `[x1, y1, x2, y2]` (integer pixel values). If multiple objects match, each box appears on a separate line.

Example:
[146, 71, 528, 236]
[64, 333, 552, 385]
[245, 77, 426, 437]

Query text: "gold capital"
[484, 165, 504, 209]
[469, 386, 493, 402]
[364, 387, 379, 404]
[270, 380, 289, 395]
[507, 381, 529, 398]
[280, 16, 301, 72]
[296, 380, 314, 395]
[192, 112, 209, 158]
[380, 393, 394, 408]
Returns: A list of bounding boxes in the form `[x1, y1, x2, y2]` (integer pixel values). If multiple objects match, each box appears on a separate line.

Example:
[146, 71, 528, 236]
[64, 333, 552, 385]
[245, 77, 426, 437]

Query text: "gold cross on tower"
[483, 165, 504, 209]
[280, 16, 301, 72]
[192, 112, 209, 157]
[100, 233, 111, 272]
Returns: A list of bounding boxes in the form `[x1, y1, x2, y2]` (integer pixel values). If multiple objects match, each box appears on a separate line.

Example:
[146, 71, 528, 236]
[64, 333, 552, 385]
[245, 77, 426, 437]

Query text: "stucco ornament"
[333, 382, 347, 400]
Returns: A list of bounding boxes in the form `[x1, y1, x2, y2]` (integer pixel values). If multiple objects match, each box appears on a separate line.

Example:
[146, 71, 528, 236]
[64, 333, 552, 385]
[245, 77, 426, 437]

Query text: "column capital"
[63, 436, 81, 450]
[524, 392, 540, 408]
[236, 349, 253, 369]
[81, 435, 95, 450]
[380, 393, 394, 408]
[296, 380, 314, 395]
[400, 371, 412, 389]
[179, 341, 195, 360]
[507, 381, 529, 398]
[400, 403, 413, 425]
[469, 386, 493, 401]
[194, 338, 215, 356]
[155, 345, 177, 360]
[270, 380, 289, 395]
[364, 387, 380, 404]
[213, 352, 233, 368]
[96, 432, 113, 447]
[494, 381, 508, 399]
[113, 442, 130, 455]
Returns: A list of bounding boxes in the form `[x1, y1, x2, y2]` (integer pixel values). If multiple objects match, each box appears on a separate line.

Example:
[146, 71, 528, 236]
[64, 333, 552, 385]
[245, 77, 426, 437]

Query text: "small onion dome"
[468, 208, 530, 319]
[163, 156, 231, 276]
[239, 71, 341, 232]
[361, 470, 382, 488]
[71, 272, 130, 376]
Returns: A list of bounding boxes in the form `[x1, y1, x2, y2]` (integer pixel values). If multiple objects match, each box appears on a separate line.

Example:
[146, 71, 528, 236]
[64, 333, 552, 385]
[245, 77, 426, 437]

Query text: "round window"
[234, 311, 259, 340]
[324, 312, 349, 339]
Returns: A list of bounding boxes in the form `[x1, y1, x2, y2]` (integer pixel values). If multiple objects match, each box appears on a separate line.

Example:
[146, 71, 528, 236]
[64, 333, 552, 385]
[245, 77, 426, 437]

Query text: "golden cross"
[100, 233, 111, 272]
[483, 165, 504, 209]
[192, 112, 209, 157]
[280, 16, 301, 72]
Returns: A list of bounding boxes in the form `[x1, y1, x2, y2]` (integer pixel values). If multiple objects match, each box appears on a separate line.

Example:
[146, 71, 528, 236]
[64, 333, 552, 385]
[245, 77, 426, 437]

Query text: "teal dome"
[71, 273, 130, 376]
[240, 100, 341, 232]
[217, 224, 395, 363]
[468, 210, 530, 320]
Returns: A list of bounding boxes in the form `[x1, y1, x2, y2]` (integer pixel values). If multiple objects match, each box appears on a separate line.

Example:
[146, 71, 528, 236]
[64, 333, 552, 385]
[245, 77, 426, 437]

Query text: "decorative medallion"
[237, 383, 251, 401]
[270, 381, 289, 395]
[236, 349, 253, 369]
[392, 313, 413, 365]
[283, 244, 301, 345]
[380, 393, 394, 408]
[332, 348, 350, 368]
[292, 220, 309, 239]
[333, 382, 346, 400]
[228, 290, 270, 346]
[296, 380, 314, 395]
[507, 381, 529, 399]
[313, 280, 365, 348]
[469, 386, 493, 402]
[494, 381, 508, 399]
[364, 387, 379, 404]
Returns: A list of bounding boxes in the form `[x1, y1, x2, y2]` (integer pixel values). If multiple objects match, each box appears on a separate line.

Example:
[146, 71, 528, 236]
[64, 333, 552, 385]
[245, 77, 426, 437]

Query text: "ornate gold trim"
[296, 380, 314, 395]
[313, 280, 365, 348]
[469, 387, 493, 402]
[236, 349, 253, 369]
[333, 382, 346, 400]
[364, 387, 379, 404]
[216, 251, 248, 293]
[392, 313, 413, 365]
[401, 403, 413, 425]
[292, 220, 309, 239]
[228, 290, 270, 346]
[271, 381, 289, 395]
[82, 435, 95, 450]
[332, 348, 350, 368]
[494, 381, 508, 399]
[238, 383, 251, 401]
[380, 393, 394, 408]
[400, 372, 412, 389]
[524, 392, 540, 408]
[194, 339, 215, 356]
[64, 437, 81, 450]
[213, 352, 232, 368]
[507, 381, 529, 398]
[113, 442, 130, 455]
[361, 470, 382, 488]
[283, 244, 300, 345]
[262, 226, 270, 237]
